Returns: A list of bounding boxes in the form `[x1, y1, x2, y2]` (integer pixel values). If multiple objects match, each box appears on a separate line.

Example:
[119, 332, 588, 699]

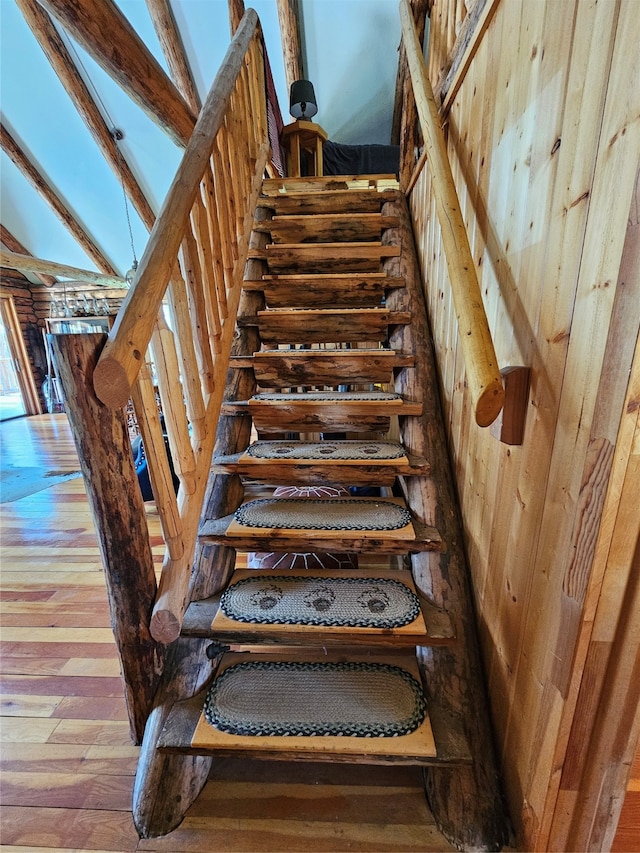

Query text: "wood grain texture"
[248, 307, 411, 344]
[16, 0, 157, 232]
[409, 0, 640, 848]
[50, 335, 164, 744]
[0, 414, 460, 852]
[243, 272, 404, 308]
[0, 124, 118, 275]
[38, 0, 196, 147]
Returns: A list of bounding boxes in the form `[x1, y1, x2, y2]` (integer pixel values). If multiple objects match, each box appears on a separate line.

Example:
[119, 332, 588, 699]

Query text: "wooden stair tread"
[252, 213, 399, 243]
[260, 176, 400, 195]
[225, 391, 421, 410]
[257, 190, 398, 214]
[212, 441, 430, 486]
[157, 650, 470, 766]
[182, 569, 454, 647]
[249, 241, 401, 259]
[242, 273, 404, 308]
[223, 392, 422, 434]
[249, 242, 400, 274]
[239, 308, 411, 345]
[198, 497, 443, 554]
[231, 348, 415, 375]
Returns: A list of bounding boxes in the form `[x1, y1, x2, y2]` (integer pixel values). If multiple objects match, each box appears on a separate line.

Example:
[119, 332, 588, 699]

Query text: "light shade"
[289, 79, 318, 120]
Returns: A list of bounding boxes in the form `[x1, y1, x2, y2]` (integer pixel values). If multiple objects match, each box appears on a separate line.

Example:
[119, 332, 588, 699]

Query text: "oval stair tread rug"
[234, 498, 412, 531]
[220, 575, 421, 628]
[246, 440, 406, 461]
[203, 661, 426, 737]
[251, 391, 402, 402]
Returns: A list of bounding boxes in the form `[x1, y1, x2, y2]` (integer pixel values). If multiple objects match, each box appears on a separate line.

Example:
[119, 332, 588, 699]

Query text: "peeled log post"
[132, 636, 213, 838]
[384, 195, 510, 851]
[50, 333, 165, 744]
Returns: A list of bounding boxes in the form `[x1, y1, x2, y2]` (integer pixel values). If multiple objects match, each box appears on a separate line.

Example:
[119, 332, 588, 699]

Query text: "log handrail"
[90, 8, 269, 644]
[399, 0, 504, 427]
[94, 9, 261, 408]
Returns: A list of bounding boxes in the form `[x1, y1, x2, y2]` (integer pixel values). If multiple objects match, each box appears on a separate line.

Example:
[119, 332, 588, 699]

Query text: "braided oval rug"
[220, 574, 421, 628]
[234, 498, 412, 531]
[203, 660, 426, 737]
[246, 440, 406, 461]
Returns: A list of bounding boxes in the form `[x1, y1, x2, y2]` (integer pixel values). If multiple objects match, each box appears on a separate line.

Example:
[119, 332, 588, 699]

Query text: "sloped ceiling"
[0, 0, 402, 281]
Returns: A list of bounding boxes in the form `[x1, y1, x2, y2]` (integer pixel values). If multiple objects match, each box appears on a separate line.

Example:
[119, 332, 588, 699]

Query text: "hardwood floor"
[0, 414, 454, 853]
[3, 415, 637, 852]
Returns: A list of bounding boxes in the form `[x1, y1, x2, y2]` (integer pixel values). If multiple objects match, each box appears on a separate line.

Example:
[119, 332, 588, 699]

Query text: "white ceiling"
[0, 0, 402, 279]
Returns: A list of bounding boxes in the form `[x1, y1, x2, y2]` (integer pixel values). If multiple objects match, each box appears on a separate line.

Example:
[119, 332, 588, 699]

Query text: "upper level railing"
[93, 9, 270, 643]
[399, 0, 504, 427]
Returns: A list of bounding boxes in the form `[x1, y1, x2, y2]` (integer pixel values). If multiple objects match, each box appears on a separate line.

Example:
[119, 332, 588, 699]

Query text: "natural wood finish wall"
[409, 0, 640, 848]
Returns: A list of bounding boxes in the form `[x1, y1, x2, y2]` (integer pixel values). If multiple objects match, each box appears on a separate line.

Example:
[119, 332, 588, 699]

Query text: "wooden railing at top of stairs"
[92, 8, 270, 644]
[399, 0, 505, 428]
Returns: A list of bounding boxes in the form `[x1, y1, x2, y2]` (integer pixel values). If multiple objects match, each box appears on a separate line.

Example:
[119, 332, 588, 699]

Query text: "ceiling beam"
[1, 122, 119, 276]
[276, 0, 304, 91]
[0, 224, 56, 286]
[228, 0, 246, 36]
[0, 249, 126, 288]
[145, 0, 201, 114]
[16, 0, 156, 232]
[36, 0, 197, 147]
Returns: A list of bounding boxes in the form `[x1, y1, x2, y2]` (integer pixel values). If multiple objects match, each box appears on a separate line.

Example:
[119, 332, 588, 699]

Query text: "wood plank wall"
[409, 0, 640, 848]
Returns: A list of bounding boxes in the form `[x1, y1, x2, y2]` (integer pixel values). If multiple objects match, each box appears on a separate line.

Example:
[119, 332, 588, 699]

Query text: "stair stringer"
[132, 181, 511, 849]
[384, 194, 511, 850]
[132, 210, 270, 840]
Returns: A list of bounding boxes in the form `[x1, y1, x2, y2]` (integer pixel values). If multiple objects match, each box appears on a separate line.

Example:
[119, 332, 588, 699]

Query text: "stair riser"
[211, 462, 402, 487]
[258, 189, 398, 214]
[255, 320, 402, 345]
[252, 415, 392, 433]
[198, 532, 441, 555]
[251, 359, 399, 387]
[243, 274, 404, 309]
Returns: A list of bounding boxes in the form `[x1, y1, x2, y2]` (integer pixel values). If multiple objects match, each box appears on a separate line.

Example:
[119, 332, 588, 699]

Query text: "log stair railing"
[49, 6, 508, 846]
[129, 175, 509, 849]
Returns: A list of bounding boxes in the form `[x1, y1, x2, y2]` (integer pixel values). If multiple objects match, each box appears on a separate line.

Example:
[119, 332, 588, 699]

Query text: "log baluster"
[150, 316, 197, 494]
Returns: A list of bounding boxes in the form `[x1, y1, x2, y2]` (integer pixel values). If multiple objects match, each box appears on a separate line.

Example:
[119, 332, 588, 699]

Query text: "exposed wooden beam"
[0, 224, 56, 286]
[228, 0, 245, 35]
[0, 122, 119, 276]
[16, 0, 156, 232]
[36, 0, 197, 147]
[276, 0, 304, 91]
[0, 249, 126, 288]
[145, 0, 201, 114]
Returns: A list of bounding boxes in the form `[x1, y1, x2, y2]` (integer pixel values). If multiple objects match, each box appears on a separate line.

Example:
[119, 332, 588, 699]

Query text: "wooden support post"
[132, 637, 214, 838]
[50, 332, 165, 744]
[384, 195, 510, 851]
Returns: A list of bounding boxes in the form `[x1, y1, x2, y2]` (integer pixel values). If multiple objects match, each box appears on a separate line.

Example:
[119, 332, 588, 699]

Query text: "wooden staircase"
[131, 176, 507, 848]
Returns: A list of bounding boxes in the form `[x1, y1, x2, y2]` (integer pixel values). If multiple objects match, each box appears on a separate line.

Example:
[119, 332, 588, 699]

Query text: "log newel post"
[383, 197, 511, 851]
[49, 332, 165, 744]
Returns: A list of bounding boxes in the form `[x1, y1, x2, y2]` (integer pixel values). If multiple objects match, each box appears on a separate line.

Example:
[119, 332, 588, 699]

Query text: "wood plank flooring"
[0, 414, 454, 853]
[2, 415, 636, 852]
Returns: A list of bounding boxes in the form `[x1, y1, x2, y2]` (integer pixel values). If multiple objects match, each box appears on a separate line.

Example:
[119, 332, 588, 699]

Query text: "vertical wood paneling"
[410, 0, 640, 847]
